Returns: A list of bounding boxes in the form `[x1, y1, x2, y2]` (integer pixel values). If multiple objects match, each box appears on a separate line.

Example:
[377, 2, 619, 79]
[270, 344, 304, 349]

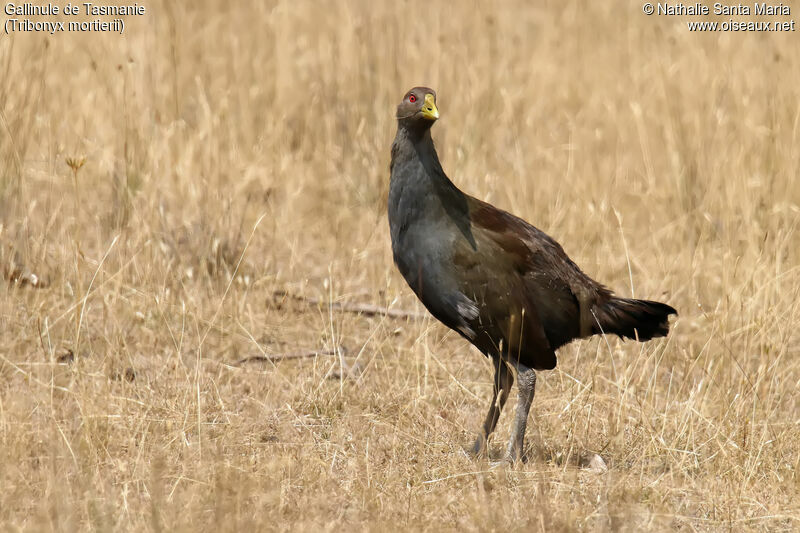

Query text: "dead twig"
[272, 290, 426, 319]
[235, 346, 364, 384]
[235, 347, 344, 366]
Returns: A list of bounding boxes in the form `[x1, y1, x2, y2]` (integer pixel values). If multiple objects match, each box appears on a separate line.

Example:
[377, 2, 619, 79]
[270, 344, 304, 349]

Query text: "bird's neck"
[389, 125, 473, 246]
[391, 126, 459, 195]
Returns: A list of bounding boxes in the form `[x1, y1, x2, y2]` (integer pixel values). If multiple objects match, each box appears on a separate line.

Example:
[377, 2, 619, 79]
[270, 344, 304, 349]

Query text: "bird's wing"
[433, 198, 556, 368]
[468, 197, 608, 295]
[463, 196, 611, 352]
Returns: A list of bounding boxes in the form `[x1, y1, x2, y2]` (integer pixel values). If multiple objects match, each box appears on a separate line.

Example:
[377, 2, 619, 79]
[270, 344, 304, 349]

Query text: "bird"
[388, 87, 677, 462]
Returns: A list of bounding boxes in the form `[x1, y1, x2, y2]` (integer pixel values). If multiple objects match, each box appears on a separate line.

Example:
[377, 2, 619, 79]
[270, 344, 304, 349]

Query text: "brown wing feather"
[466, 196, 612, 353]
[447, 196, 593, 369]
[469, 198, 610, 297]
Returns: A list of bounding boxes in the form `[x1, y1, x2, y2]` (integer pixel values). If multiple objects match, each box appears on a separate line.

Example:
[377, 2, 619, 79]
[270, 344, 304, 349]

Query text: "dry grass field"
[2, 1, 800, 530]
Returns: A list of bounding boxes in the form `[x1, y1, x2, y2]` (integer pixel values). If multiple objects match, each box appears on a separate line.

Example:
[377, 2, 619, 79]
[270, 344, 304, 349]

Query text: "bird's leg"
[506, 364, 537, 462]
[472, 358, 513, 456]
[472, 358, 501, 456]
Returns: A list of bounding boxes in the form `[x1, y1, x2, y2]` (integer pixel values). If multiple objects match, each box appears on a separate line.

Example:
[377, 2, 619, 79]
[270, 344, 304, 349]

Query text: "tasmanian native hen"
[388, 87, 677, 462]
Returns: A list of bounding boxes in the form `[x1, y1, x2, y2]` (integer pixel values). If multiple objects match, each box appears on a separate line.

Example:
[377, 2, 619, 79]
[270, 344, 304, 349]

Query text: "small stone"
[587, 453, 608, 473]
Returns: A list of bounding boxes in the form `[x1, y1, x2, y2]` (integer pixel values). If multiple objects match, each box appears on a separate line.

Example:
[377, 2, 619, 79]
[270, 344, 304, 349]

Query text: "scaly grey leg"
[506, 364, 536, 462]
[472, 357, 513, 456]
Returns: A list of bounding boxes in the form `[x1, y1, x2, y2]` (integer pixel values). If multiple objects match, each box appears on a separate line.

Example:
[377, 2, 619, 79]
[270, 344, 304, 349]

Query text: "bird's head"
[396, 87, 439, 131]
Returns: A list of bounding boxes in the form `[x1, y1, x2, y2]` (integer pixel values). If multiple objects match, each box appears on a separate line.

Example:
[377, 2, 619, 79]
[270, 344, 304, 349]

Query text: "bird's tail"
[591, 297, 677, 341]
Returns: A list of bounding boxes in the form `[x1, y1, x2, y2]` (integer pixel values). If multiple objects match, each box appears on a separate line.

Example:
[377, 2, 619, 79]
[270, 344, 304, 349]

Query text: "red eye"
[409, 94, 417, 103]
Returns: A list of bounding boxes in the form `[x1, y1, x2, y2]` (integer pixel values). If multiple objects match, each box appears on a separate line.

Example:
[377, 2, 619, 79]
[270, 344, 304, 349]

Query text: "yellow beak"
[421, 93, 439, 121]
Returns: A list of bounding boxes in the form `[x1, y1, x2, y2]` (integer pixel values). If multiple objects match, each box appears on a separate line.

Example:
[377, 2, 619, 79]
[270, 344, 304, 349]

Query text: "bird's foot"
[505, 442, 526, 464]
[470, 434, 489, 458]
[489, 456, 514, 469]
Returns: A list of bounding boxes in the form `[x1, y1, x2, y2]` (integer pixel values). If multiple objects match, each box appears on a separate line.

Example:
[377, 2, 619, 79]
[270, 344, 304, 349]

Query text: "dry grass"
[2, 1, 800, 530]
